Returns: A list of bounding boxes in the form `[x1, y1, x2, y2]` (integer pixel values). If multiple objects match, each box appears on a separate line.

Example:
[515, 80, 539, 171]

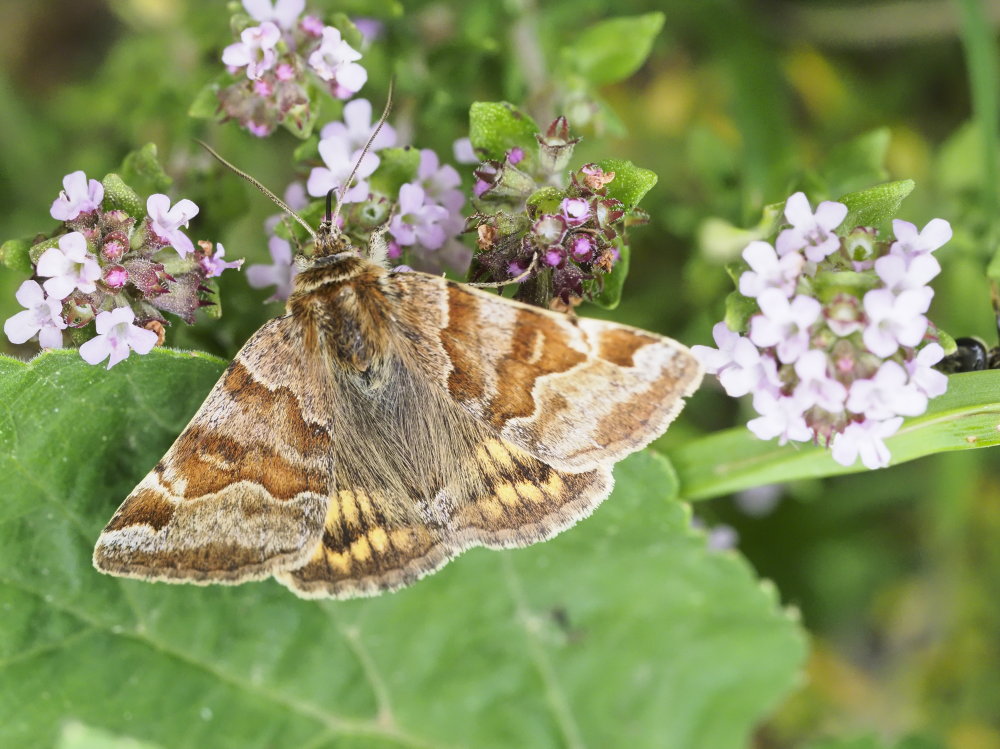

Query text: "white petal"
[42, 276, 75, 301]
[342, 98, 373, 136]
[919, 218, 952, 251]
[146, 194, 171, 222]
[14, 280, 45, 308]
[242, 0, 273, 22]
[336, 62, 367, 93]
[783, 192, 812, 226]
[222, 42, 251, 67]
[306, 167, 337, 198]
[38, 326, 64, 349]
[36, 248, 70, 278]
[79, 335, 111, 365]
[4, 310, 40, 344]
[127, 325, 159, 355]
[814, 200, 847, 230]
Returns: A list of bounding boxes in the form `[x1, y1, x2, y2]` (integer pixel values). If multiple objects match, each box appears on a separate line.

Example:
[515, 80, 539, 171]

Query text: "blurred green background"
[2, 1, 1000, 747]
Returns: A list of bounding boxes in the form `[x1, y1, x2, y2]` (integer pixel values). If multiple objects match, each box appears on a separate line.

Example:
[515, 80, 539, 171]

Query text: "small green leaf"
[120, 143, 173, 198]
[188, 80, 221, 120]
[668, 370, 1000, 500]
[838, 179, 915, 230]
[101, 173, 145, 221]
[368, 146, 421, 196]
[564, 13, 665, 86]
[1, 237, 34, 273]
[724, 290, 758, 333]
[469, 101, 539, 163]
[28, 236, 62, 265]
[597, 158, 658, 211]
[594, 239, 630, 309]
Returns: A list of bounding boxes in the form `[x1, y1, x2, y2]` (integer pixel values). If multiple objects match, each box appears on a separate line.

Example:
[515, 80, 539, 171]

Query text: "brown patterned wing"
[277, 433, 611, 600]
[389, 272, 704, 472]
[93, 315, 335, 584]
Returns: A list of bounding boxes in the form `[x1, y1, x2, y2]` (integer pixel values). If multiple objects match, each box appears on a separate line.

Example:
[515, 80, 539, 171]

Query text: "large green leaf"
[669, 370, 1000, 501]
[0, 349, 805, 749]
[563, 13, 665, 87]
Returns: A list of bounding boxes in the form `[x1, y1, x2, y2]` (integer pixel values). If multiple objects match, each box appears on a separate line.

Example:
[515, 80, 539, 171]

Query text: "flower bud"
[536, 117, 581, 174]
[102, 231, 130, 261]
[844, 226, 878, 262]
[474, 160, 535, 200]
[103, 264, 128, 290]
[567, 233, 596, 262]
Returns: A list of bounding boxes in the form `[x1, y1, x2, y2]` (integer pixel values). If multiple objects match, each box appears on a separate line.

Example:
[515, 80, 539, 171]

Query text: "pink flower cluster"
[3, 171, 241, 369]
[693, 192, 951, 470]
[218, 0, 366, 137]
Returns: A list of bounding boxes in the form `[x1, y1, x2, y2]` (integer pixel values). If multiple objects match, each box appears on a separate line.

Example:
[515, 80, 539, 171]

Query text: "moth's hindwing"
[93, 316, 334, 584]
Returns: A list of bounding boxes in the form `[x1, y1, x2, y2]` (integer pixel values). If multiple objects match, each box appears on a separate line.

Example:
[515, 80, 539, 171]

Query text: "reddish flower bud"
[103, 264, 128, 290]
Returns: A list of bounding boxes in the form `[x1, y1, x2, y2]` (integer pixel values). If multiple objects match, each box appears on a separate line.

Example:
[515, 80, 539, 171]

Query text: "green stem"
[666, 371, 1000, 501]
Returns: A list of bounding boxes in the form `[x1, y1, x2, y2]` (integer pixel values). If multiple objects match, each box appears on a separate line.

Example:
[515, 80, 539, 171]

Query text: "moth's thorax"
[286, 252, 393, 372]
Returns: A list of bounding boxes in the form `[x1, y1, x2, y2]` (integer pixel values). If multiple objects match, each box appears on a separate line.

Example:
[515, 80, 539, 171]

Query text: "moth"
[93, 131, 703, 600]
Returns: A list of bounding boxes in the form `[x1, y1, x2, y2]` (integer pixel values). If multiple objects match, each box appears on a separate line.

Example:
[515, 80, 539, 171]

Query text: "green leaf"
[119, 143, 173, 198]
[0, 350, 805, 749]
[596, 158, 658, 211]
[101, 173, 145, 222]
[838, 179, 915, 230]
[526, 186, 563, 217]
[469, 102, 539, 163]
[724, 290, 758, 333]
[594, 239, 629, 309]
[668, 370, 1000, 501]
[368, 146, 421, 197]
[56, 722, 163, 749]
[1, 237, 34, 273]
[292, 135, 320, 164]
[564, 13, 665, 87]
[188, 80, 221, 121]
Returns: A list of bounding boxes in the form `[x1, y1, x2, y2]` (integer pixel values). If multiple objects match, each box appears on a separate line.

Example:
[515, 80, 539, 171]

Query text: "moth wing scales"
[389, 271, 704, 472]
[93, 315, 335, 584]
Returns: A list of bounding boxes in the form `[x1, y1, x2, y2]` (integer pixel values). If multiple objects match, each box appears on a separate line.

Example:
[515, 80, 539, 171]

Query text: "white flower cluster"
[694, 193, 951, 469]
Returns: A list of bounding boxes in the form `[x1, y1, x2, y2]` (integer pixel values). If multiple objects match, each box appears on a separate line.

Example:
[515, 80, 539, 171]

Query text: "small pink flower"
[388, 183, 450, 249]
[199, 243, 245, 278]
[793, 350, 847, 412]
[247, 236, 298, 302]
[36, 232, 101, 300]
[846, 360, 927, 420]
[222, 23, 281, 81]
[738, 240, 805, 298]
[775, 192, 847, 262]
[748, 390, 812, 446]
[533, 214, 567, 245]
[568, 233, 595, 262]
[561, 197, 590, 227]
[862, 288, 929, 358]
[692, 322, 780, 398]
[307, 137, 378, 202]
[906, 342, 949, 399]
[507, 147, 525, 165]
[749, 289, 822, 363]
[4, 280, 66, 349]
[417, 149, 463, 214]
[79, 307, 158, 369]
[874, 252, 940, 302]
[308, 26, 366, 98]
[103, 265, 128, 289]
[300, 14, 324, 36]
[147, 194, 200, 257]
[890, 218, 952, 258]
[831, 417, 903, 469]
[242, 0, 304, 29]
[319, 98, 397, 154]
[453, 137, 478, 164]
[50, 170, 104, 221]
[275, 62, 296, 81]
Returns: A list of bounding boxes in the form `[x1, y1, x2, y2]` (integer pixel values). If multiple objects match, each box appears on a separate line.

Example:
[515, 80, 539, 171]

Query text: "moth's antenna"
[196, 139, 316, 240]
[332, 78, 395, 226]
